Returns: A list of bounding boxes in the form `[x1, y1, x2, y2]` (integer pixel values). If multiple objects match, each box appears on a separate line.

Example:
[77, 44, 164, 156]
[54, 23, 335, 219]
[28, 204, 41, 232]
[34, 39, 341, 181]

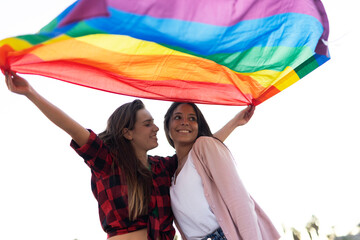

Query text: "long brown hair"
[99, 99, 151, 221]
[164, 102, 213, 148]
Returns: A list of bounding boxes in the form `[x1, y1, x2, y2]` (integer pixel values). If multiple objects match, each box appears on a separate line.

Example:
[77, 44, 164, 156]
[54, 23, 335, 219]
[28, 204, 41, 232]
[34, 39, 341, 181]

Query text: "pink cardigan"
[174, 137, 280, 240]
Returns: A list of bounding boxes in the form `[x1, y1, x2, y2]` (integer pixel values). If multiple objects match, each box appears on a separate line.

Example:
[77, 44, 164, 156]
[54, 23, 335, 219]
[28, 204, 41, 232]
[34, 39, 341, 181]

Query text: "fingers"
[246, 104, 255, 114]
[248, 104, 255, 115]
[4, 71, 18, 91]
[5, 73, 13, 90]
[243, 104, 255, 120]
[9, 70, 18, 78]
[5, 71, 11, 87]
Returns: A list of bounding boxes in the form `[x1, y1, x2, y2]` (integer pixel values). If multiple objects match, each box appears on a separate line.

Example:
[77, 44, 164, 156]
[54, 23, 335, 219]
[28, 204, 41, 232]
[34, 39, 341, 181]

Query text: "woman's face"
[169, 104, 199, 147]
[127, 108, 159, 154]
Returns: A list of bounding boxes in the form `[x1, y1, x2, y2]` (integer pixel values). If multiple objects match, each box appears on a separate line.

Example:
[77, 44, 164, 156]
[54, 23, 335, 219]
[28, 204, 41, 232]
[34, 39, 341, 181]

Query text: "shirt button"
[207, 238, 211, 240]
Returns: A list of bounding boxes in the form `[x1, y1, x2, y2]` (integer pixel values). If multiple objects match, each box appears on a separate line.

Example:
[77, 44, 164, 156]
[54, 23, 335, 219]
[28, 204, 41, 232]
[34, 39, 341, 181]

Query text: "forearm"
[213, 117, 237, 142]
[213, 105, 255, 142]
[26, 88, 90, 146]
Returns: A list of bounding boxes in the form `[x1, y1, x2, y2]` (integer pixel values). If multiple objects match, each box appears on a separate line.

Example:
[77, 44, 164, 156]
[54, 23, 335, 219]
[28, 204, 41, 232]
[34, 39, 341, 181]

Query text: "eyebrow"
[173, 112, 196, 117]
[142, 118, 154, 124]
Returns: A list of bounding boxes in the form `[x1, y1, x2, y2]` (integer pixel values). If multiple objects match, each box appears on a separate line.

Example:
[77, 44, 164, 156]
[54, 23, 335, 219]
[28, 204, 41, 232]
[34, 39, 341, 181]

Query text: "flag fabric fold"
[0, 0, 329, 105]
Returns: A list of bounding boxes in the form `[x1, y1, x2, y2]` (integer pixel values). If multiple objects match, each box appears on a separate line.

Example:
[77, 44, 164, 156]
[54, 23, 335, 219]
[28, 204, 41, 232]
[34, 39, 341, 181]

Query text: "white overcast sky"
[0, 0, 359, 240]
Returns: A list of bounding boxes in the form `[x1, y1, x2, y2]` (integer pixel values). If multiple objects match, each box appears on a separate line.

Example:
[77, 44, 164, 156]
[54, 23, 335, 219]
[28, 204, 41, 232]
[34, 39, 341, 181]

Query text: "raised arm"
[5, 71, 90, 146]
[213, 105, 255, 142]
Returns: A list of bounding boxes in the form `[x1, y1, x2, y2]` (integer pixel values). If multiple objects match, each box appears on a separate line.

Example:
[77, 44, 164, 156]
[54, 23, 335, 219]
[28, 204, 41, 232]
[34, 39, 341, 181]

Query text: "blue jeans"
[201, 228, 227, 240]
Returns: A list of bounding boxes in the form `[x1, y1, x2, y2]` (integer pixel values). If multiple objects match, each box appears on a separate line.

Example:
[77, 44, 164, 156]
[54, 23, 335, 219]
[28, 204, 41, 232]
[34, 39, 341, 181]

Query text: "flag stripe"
[108, 0, 326, 26]
[9, 58, 255, 105]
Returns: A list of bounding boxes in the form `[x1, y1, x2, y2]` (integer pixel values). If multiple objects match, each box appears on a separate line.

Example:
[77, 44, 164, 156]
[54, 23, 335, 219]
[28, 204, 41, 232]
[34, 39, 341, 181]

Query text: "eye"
[174, 115, 181, 120]
[189, 116, 197, 121]
[144, 120, 154, 127]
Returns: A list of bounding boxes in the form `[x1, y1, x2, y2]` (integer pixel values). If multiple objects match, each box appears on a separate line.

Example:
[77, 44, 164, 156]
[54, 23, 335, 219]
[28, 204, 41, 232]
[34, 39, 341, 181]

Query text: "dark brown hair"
[98, 99, 151, 221]
[164, 102, 213, 148]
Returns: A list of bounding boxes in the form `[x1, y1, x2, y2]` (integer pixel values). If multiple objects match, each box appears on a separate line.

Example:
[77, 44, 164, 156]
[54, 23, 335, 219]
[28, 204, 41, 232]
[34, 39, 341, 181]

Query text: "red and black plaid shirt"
[71, 130, 177, 240]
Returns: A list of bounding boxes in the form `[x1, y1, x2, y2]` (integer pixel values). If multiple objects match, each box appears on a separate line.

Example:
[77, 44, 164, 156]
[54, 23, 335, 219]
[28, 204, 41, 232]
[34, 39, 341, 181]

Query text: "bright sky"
[0, 1, 359, 240]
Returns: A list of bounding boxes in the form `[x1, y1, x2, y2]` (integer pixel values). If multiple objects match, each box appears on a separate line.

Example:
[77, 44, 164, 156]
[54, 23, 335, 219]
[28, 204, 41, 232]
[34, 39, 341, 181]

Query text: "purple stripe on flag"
[59, 0, 109, 27]
[108, 0, 327, 27]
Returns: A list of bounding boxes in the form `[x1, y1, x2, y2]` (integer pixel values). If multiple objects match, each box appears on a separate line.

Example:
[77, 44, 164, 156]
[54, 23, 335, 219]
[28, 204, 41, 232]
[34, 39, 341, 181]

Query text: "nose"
[181, 118, 189, 126]
[153, 124, 159, 132]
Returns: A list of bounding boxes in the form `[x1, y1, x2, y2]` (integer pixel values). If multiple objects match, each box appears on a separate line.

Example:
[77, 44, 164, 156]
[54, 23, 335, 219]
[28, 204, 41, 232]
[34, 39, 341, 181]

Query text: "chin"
[151, 142, 159, 149]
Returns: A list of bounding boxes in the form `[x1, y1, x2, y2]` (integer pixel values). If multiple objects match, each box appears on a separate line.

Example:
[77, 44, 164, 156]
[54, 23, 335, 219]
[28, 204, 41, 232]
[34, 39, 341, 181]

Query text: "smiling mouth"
[177, 130, 191, 133]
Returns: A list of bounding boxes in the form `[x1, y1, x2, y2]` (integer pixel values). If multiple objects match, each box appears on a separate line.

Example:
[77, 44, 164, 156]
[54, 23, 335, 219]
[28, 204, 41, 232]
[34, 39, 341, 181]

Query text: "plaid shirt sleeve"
[70, 129, 113, 176]
[162, 154, 178, 178]
[148, 155, 178, 240]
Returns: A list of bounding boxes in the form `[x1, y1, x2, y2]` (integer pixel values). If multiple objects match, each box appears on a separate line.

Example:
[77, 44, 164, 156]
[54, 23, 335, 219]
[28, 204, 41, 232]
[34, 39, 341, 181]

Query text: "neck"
[175, 143, 193, 165]
[173, 143, 193, 180]
[136, 151, 148, 167]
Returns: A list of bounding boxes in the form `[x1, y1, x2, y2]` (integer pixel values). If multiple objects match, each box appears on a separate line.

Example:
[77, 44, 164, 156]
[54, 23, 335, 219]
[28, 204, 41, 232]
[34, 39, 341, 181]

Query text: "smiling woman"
[164, 102, 279, 240]
[3, 71, 177, 240]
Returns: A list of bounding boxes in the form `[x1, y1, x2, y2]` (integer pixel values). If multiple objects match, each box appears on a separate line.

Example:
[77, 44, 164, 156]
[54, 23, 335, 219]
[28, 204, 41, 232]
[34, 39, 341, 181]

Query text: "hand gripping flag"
[0, 0, 329, 105]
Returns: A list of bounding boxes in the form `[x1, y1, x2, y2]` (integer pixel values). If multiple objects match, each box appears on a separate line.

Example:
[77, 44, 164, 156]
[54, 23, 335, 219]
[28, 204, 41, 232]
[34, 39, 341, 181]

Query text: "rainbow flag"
[0, 0, 329, 106]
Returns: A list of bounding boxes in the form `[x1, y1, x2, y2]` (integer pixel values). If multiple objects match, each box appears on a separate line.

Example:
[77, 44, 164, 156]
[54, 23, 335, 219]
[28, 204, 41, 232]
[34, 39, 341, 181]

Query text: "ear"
[122, 128, 133, 140]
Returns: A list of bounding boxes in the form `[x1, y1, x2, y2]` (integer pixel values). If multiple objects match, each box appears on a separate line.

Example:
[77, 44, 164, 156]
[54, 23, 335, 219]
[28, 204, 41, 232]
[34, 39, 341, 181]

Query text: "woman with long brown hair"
[4, 71, 173, 239]
[164, 102, 280, 240]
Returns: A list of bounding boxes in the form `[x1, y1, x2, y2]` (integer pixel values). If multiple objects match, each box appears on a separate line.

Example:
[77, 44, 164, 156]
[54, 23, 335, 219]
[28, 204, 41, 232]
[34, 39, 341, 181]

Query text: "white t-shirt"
[170, 154, 220, 240]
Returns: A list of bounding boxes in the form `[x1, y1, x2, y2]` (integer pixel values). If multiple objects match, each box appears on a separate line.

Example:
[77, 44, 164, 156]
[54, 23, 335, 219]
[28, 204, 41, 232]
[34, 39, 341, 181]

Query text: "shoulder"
[71, 129, 101, 151]
[193, 136, 224, 152]
[148, 154, 178, 177]
[192, 136, 231, 163]
[148, 154, 178, 169]
[149, 154, 177, 163]
[196, 136, 219, 143]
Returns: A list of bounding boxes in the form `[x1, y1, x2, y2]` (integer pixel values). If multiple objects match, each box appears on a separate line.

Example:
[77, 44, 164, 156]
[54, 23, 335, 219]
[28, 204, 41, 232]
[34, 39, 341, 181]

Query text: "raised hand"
[233, 105, 256, 126]
[4, 71, 32, 96]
